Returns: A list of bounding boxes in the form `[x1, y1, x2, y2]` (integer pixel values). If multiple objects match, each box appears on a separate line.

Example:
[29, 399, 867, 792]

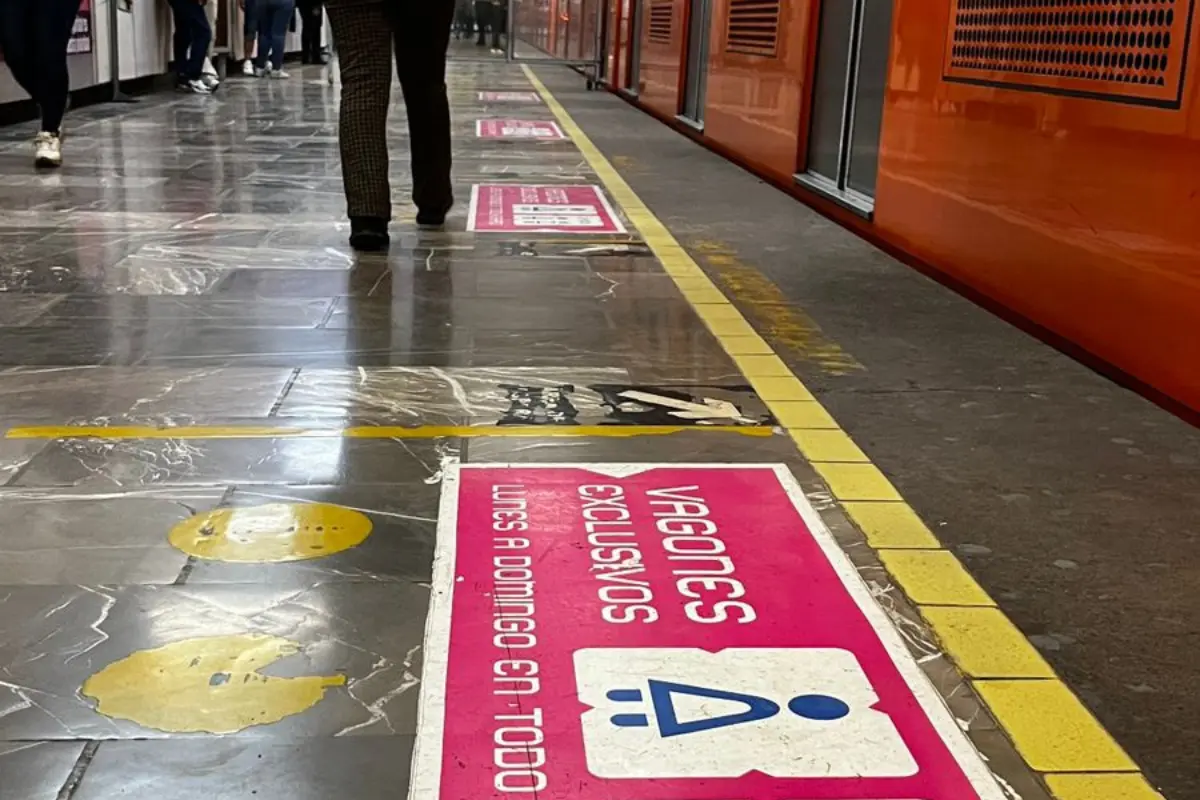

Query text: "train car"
[599, 0, 1200, 416]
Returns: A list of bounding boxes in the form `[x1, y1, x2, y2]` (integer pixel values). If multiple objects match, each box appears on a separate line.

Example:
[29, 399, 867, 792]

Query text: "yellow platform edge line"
[4, 424, 775, 441]
[518, 64, 1153, 795]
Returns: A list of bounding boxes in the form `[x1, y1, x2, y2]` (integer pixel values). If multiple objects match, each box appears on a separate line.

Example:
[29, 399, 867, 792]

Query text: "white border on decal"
[475, 119, 486, 138]
[464, 184, 627, 235]
[439, 463, 1010, 799]
[408, 461, 461, 800]
[465, 185, 482, 233]
[768, 463, 1009, 800]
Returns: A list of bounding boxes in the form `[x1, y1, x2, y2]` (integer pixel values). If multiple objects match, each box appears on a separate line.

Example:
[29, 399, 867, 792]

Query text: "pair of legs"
[326, 0, 455, 244]
[254, 0, 296, 72]
[243, 0, 259, 64]
[473, 0, 491, 45]
[296, 0, 325, 63]
[167, 0, 213, 83]
[0, 0, 83, 136]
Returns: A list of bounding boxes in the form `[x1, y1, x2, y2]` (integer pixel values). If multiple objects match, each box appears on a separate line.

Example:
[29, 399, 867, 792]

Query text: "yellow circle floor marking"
[168, 503, 373, 563]
[82, 634, 347, 734]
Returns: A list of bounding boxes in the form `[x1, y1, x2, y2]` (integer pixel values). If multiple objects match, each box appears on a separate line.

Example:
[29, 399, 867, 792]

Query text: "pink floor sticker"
[468, 184, 626, 233]
[414, 464, 1007, 800]
[479, 91, 542, 102]
[477, 119, 566, 139]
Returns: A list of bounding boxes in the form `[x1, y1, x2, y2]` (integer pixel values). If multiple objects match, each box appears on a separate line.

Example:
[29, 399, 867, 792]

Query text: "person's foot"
[416, 196, 455, 228]
[177, 79, 213, 95]
[242, 59, 256, 76]
[34, 132, 62, 169]
[349, 216, 390, 252]
[254, 67, 268, 78]
[269, 69, 290, 79]
[201, 73, 221, 91]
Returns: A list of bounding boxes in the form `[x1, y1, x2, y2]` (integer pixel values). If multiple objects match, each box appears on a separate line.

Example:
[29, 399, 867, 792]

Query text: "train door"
[797, 0, 894, 216]
[624, 0, 643, 94]
[679, 0, 714, 126]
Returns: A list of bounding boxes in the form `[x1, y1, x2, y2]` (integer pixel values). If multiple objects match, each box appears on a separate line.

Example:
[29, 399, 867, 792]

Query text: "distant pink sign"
[477, 119, 565, 140]
[468, 184, 625, 233]
[412, 464, 1007, 800]
[479, 91, 542, 102]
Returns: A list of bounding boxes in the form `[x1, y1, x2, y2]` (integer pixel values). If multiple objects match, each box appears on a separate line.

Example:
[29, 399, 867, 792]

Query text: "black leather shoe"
[416, 197, 454, 228]
[349, 216, 390, 252]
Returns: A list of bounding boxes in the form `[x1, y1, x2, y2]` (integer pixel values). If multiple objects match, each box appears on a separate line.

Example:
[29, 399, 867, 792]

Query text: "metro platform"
[0, 59, 1194, 800]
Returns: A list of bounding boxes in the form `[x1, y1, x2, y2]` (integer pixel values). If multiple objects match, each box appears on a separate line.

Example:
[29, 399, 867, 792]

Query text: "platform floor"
[0, 59, 1191, 800]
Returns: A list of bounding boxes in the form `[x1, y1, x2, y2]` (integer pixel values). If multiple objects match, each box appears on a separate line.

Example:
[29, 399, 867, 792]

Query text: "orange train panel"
[607, 0, 1200, 413]
[638, 0, 687, 116]
[702, 0, 818, 178]
[877, 0, 1200, 412]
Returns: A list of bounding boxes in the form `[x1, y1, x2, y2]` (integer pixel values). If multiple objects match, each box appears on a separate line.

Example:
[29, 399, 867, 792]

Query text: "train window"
[797, 0, 895, 216]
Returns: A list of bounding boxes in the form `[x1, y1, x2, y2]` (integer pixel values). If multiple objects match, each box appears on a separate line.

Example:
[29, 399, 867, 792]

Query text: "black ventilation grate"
[648, 0, 674, 45]
[944, 0, 1196, 107]
[727, 0, 781, 57]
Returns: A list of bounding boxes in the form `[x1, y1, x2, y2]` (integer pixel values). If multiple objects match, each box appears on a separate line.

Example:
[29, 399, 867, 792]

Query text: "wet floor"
[0, 60, 1142, 800]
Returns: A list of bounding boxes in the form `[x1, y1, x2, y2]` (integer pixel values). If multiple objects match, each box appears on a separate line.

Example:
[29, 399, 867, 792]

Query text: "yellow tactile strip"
[520, 65, 1163, 800]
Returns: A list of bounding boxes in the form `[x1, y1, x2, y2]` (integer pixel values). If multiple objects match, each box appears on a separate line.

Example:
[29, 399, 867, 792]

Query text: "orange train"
[550, 0, 1200, 415]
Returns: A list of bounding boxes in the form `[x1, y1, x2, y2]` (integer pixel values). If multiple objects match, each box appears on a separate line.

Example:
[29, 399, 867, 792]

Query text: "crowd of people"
[2, 0, 461, 250]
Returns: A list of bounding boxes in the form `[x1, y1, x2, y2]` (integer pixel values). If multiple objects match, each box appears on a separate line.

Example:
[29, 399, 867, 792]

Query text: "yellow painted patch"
[720, 335, 775, 355]
[922, 607, 1055, 678]
[1045, 773, 1165, 800]
[734, 353, 794, 378]
[789, 429, 869, 462]
[841, 502, 940, 548]
[877, 549, 995, 606]
[771, 401, 840, 429]
[975, 680, 1138, 773]
[82, 634, 346, 734]
[169, 503, 372, 563]
[749, 375, 816, 402]
[814, 462, 902, 500]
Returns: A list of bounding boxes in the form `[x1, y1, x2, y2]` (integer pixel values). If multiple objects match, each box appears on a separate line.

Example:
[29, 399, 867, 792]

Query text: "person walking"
[326, 0, 456, 251]
[0, 0, 85, 167]
[254, 0, 297, 78]
[201, 0, 222, 90]
[296, 0, 325, 64]
[166, 0, 214, 94]
[473, 0, 491, 47]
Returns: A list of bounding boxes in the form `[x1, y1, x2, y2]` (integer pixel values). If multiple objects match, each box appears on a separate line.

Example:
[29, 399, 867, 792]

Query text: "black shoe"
[349, 216, 390, 252]
[416, 197, 454, 228]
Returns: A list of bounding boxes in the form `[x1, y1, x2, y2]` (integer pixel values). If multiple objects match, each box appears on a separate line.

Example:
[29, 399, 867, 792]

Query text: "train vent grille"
[945, 0, 1195, 108]
[648, 1, 674, 45]
[727, 0, 781, 57]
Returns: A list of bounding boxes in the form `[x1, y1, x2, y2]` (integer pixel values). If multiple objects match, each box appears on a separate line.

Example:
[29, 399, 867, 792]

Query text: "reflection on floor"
[0, 62, 1051, 800]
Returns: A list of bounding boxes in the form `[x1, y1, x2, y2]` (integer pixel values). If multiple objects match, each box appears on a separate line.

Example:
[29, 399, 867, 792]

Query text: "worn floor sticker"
[412, 464, 1007, 800]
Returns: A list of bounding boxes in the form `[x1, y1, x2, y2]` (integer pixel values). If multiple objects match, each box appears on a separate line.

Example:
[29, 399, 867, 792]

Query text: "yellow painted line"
[524, 63, 1153, 794]
[840, 502, 940, 548]
[974, 681, 1139, 773]
[5, 424, 775, 441]
[877, 549, 995, 606]
[1045, 774, 1165, 800]
[920, 607, 1056, 678]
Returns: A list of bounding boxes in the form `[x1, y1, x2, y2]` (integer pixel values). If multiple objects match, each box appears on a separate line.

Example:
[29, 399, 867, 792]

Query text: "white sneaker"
[268, 69, 290, 79]
[34, 132, 62, 168]
[201, 73, 221, 91]
[254, 67, 268, 78]
[177, 79, 213, 95]
[242, 59, 255, 76]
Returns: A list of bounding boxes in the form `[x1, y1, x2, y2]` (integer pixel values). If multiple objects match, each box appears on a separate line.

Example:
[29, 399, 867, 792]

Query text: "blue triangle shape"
[647, 679, 781, 737]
